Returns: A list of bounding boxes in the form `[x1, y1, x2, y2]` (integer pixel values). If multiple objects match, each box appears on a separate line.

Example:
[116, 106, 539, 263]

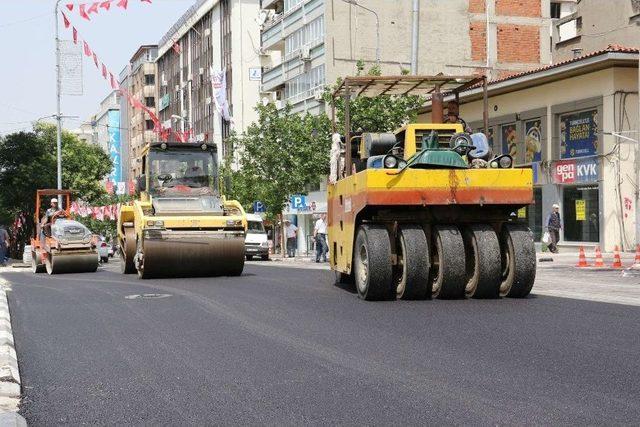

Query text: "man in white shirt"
[285, 220, 298, 258]
[313, 213, 328, 263]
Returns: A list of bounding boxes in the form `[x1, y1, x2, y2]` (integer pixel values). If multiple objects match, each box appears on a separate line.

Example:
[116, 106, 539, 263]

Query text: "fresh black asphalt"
[3, 262, 640, 424]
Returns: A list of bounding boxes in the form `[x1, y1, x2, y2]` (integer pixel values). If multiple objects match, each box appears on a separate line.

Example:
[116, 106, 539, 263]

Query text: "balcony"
[261, 0, 282, 9]
[261, 16, 284, 51]
[261, 64, 284, 92]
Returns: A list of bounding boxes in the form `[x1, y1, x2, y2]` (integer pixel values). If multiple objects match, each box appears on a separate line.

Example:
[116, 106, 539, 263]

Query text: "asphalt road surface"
[3, 260, 640, 424]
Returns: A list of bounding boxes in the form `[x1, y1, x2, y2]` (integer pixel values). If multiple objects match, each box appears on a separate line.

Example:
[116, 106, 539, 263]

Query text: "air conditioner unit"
[313, 89, 324, 101]
[206, 97, 212, 105]
[204, 28, 211, 37]
[275, 100, 284, 110]
[300, 46, 311, 61]
[199, 67, 204, 75]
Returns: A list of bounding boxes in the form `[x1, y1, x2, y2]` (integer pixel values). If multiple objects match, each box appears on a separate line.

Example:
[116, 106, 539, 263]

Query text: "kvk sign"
[553, 158, 598, 184]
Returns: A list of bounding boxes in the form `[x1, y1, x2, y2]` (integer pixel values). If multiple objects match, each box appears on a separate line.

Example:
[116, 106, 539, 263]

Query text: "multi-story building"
[261, 0, 552, 254]
[156, 0, 263, 157]
[552, 0, 640, 62]
[92, 91, 126, 192]
[123, 45, 158, 179]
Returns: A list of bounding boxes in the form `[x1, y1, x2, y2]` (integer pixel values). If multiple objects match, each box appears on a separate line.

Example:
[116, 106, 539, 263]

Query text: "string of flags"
[70, 202, 121, 221]
[64, 0, 152, 21]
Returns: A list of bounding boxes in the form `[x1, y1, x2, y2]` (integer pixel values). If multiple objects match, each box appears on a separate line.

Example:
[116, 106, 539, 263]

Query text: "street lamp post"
[342, 0, 380, 65]
[54, 0, 63, 203]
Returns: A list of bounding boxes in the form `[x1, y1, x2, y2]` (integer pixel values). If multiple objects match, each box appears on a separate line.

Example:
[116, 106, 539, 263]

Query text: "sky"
[0, 0, 196, 135]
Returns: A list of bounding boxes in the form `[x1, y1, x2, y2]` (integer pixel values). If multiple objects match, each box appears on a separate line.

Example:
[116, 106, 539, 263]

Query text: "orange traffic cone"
[592, 246, 605, 267]
[576, 246, 588, 267]
[611, 245, 623, 268]
[634, 244, 640, 264]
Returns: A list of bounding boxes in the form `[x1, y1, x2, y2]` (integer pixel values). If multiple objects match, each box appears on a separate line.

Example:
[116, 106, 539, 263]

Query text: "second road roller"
[328, 75, 536, 301]
[118, 141, 247, 279]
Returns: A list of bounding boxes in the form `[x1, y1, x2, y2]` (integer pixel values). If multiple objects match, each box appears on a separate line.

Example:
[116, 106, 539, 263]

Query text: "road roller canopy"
[331, 75, 485, 98]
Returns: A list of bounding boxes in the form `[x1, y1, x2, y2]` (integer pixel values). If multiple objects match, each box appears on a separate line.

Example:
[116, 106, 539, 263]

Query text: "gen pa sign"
[553, 157, 598, 184]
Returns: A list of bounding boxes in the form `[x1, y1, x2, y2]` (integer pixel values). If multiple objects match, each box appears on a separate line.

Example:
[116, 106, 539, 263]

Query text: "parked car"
[97, 238, 110, 263]
[108, 242, 117, 258]
[244, 214, 269, 261]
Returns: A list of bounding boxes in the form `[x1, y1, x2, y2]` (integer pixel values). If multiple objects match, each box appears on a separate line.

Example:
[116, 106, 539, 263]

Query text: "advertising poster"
[560, 109, 598, 158]
[575, 199, 586, 221]
[501, 123, 517, 158]
[525, 119, 542, 163]
[552, 157, 598, 184]
[107, 110, 121, 184]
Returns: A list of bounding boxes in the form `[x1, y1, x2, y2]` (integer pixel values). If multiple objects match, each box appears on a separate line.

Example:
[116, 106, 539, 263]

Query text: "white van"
[245, 214, 269, 261]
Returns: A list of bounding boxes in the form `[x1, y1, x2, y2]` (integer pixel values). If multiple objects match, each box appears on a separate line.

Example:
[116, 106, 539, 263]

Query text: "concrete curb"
[0, 276, 26, 425]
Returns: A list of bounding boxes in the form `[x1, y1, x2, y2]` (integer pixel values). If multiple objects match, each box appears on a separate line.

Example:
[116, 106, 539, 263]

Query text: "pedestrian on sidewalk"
[314, 213, 328, 263]
[545, 203, 562, 253]
[0, 225, 10, 267]
[285, 220, 298, 258]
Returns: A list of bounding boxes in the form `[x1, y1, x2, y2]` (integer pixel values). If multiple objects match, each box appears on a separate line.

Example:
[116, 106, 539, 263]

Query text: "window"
[284, 64, 325, 100]
[144, 74, 155, 85]
[284, 16, 324, 55]
[284, 0, 303, 13]
[145, 97, 155, 108]
[575, 16, 583, 30]
[550, 2, 561, 19]
[562, 185, 599, 242]
[145, 120, 154, 130]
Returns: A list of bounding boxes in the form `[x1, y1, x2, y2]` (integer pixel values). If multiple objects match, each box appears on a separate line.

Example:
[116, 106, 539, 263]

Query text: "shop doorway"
[562, 185, 599, 242]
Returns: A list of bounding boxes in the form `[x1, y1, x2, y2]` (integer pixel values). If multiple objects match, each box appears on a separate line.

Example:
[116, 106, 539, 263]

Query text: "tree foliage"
[224, 103, 331, 218]
[0, 122, 112, 252]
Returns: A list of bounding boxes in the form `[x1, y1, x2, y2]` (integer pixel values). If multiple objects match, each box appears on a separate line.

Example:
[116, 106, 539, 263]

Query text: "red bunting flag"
[72, 27, 78, 44]
[62, 13, 71, 28]
[102, 63, 107, 78]
[141, 0, 152, 3]
[65, 3, 74, 11]
[79, 4, 90, 20]
[87, 2, 100, 14]
[100, 1, 111, 10]
[116, 0, 128, 9]
[93, 52, 99, 68]
[83, 41, 92, 57]
[109, 73, 118, 90]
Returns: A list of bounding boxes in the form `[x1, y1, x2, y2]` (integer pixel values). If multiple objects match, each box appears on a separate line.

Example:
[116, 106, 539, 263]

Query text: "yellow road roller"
[328, 75, 535, 301]
[31, 189, 99, 275]
[118, 141, 247, 279]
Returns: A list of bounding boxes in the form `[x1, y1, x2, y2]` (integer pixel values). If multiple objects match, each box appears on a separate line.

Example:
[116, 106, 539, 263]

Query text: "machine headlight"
[146, 220, 164, 227]
[226, 220, 243, 226]
[498, 155, 513, 168]
[82, 233, 92, 244]
[201, 143, 208, 150]
[160, 143, 167, 150]
[383, 155, 398, 168]
[490, 161, 499, 168]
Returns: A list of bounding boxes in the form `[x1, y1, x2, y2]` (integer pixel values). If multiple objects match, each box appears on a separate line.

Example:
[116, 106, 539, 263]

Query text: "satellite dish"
[255, 10, 269, 27]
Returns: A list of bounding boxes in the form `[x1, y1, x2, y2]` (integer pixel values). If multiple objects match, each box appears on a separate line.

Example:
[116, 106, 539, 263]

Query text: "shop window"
[500, 123, 518, 158]
[562, 185, 599, 242]
[525, 187, 543, 241]
[524, 119, 542, 163]
[559, 109, 598, 158]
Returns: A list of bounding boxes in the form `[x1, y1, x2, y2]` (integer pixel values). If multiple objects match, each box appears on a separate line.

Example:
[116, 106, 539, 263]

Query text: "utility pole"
[55, 0, 63, 204]
[411, 0, 419, 74]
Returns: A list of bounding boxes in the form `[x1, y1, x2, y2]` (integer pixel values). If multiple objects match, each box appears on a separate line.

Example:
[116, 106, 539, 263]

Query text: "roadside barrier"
[611, 245, 623, 268]
[576, 246, 588, 267]
[592, 246, 605, 267]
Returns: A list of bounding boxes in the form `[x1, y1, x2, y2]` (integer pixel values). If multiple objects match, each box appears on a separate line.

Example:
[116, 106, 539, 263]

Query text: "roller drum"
[45, 251, 99, 275]
[138, 230, 245, 278]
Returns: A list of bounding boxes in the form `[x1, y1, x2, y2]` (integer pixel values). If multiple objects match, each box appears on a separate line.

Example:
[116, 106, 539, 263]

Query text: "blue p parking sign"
[253, 201, 266, 213]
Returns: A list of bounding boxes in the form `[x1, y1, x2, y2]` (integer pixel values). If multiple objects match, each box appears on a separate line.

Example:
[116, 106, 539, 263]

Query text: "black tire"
[354, 225, 394, 301]
[45, 254, 55, 275]
[395, 225, 430, 300]
[430, 225, 466, 299]
[261, 255, 269, 261]
[462, 224, 502, 299]
[246, 255, 254, 261]
[499, 223, 536, 298]
[120, 228, 136, 274]
[31, 251, 45, 274]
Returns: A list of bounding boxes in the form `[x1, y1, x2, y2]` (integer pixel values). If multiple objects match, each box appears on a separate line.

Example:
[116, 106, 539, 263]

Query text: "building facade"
[156, 0, 263, 158]
[261, 0, 553, 254]
[419, 46, 639, 252]
[552, 0, 640, 62]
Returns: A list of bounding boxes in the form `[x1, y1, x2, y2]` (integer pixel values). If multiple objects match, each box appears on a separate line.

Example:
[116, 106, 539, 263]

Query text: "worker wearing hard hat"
[40, 198, 64, 245]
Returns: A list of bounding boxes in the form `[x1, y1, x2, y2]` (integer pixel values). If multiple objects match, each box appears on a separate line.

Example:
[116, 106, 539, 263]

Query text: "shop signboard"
[524, 119, 542, 163]
[159, 93, 170, 111]
[552, 157, 598, 184]
[284, 194, 327, 215]
[107, 110, 121, 184]
[560, 109, 598, 158]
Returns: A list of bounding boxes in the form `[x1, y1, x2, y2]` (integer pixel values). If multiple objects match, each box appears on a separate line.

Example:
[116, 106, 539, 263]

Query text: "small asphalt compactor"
[328, 75, 536, 301]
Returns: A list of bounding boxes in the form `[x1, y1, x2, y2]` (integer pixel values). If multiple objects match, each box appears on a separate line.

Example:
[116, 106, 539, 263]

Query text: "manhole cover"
[125, 293, 172, 300]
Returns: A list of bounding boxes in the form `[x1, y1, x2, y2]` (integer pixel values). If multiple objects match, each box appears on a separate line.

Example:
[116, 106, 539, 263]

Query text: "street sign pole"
[55, 0, 63, 204]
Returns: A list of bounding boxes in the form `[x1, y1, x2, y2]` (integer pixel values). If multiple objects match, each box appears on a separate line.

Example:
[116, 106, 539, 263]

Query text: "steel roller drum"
[45, 251, 99, 275]
[139, 230, 245, 279]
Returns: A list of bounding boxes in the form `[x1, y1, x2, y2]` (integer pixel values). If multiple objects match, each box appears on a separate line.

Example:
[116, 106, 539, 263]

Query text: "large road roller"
[31, 189, 99, 275]
[118, 141, 247, 279]
[328, 75, 536, 301]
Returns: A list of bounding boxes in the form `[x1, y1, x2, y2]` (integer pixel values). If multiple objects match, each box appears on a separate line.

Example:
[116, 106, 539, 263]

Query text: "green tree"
[0, 122, 112, 253]
[224, 103, 331, 218]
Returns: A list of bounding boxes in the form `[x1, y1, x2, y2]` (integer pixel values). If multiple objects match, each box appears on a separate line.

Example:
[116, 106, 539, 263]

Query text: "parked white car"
[244, 214, 269, 261]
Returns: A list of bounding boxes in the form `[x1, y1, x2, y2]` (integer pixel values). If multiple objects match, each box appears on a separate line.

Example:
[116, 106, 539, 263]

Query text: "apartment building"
[552, 0, 640, 61]
[260, 0, 552, 254]
[156, 0, 263, 157]
[124, 45, 159, 179]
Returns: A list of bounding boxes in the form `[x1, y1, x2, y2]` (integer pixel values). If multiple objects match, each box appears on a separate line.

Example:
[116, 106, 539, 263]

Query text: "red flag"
[141, 0, 152, 3]
[116, 0, 128, 9]
[100, 1, 111, 10]
[109, 73, 118, 89]
[83, 41, 92, 57]
[79, 4, 91, 20]
[87, 2, 100, 14]
[72, 27, 78, 44]
[92, 53, 99, 68]
[102, 63, 107, 78]
[65, 3, 74, 11]
[172, 42, 181, 54]
[62, 13, 71, 28]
